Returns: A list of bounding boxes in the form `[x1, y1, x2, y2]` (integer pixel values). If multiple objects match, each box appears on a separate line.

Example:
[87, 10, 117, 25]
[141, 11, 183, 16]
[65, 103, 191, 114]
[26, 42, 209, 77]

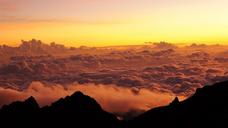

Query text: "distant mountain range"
[1, 80, 228, 127]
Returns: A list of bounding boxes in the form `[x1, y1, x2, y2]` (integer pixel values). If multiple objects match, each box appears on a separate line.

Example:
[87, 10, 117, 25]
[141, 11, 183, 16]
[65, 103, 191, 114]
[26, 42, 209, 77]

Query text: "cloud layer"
[0, 82, 178, 116]
[1, 40, 228, 97]
[0, 41, 228, 119]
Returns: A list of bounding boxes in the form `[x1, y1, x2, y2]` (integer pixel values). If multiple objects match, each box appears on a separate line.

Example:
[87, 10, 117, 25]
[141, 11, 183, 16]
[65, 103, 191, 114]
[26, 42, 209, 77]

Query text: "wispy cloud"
[0, 0, 134, 24]
[0, 0, 22, 12]
[0, 16, 130, 25]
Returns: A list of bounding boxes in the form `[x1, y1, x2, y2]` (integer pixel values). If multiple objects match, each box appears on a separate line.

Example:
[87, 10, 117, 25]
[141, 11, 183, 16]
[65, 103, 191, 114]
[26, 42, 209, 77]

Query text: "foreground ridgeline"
[1, 80, 228, 128]
[125, 80, 228, 128]
[0, 91, 119, 128]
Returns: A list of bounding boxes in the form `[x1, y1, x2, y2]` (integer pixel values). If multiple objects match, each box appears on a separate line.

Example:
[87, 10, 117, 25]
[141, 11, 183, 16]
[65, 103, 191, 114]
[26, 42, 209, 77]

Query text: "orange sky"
[0, 0, 228, 46]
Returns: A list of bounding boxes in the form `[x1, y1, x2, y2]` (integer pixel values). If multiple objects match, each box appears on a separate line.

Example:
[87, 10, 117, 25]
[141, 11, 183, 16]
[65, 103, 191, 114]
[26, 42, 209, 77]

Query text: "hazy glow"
[1, 0, 228, 46]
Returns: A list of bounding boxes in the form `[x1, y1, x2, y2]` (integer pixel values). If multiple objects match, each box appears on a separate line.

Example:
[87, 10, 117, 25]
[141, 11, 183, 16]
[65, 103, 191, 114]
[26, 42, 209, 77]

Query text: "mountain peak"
[71, 91, 84, 97]
[26, 96, 36, 101]
[24, 96, 38, 106]
[169, 97, 179, 106]
[0, 91, 118, 127]
[45, 91, 104, 113]
[0, 96, 39, 113]
[126, 80, 228, 128]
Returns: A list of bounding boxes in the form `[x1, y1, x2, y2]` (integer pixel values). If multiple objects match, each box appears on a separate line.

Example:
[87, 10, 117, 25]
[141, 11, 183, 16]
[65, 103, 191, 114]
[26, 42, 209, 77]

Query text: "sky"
[0, 0, 228, 47]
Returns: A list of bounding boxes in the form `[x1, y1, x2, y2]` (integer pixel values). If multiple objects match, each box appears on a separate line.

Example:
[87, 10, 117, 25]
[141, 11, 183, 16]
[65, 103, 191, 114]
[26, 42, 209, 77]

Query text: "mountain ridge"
[1, 80, 228, 127]
[0, 91, 119, 128]
[125, 80, 228, 128]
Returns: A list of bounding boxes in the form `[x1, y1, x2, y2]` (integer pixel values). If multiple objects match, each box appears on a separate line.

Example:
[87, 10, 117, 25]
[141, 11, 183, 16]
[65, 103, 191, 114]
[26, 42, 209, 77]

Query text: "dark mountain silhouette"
[0, 91, 119, 128]
[1, 80, 228, 127]
[124, 80, 228, 128]
[40, 91, 119, 127]
[0, 96, 39, 114]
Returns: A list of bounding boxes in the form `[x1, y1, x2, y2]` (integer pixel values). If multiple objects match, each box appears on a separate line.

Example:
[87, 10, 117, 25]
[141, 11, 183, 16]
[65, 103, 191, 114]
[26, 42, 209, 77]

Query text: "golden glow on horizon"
[1, 0, 228, 46]
[1, 20, 228, 47]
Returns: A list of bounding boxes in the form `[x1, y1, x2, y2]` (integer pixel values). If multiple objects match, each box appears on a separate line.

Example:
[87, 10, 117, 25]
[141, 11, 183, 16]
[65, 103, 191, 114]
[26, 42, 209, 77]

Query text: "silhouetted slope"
[125, 80, 228, 128]
[1, 81, 228, 128]
[0, 96, 40, 127]
[0, 96, 39, 114]
[0, 97, 39, 114]
[0, 91, 119, 128]
[42, 91, 103, 113]
[40, 91, 119, 127]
